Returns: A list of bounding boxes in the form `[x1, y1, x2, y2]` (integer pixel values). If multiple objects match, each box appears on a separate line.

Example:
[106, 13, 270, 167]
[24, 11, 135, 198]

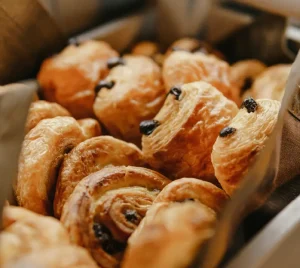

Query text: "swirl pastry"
[61, 166, 170, 268]
[141, 81, 238, 181]
[93, 55, 165, 145]
[212, 98, 280, 195]
[250, 64, 291, 101]
[163, 50, 240, 104]
[25, 100, 71, 133]
[15, 116, 85, 215]
[77, 118, 102, 139]
[122, 201, 216, 268]
[38, 40, 118, 118]
[54, 136, 145, 218]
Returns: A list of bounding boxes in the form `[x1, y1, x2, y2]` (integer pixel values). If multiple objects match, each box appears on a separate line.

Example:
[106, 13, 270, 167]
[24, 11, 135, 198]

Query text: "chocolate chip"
[241, 77, 253, 92]
[68, 38, 80, 47]
[139, 120, 160, 135]
[107, 57, 125, 69]
[241, 97, 258, 113]
[124, 210, 138, 223]
[219, 127, 236, 137]
[95, 80, 115, 94]
[168, 86, 182, 100]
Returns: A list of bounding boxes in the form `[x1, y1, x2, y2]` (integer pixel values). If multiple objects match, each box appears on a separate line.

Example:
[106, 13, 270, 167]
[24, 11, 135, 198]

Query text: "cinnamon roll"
[212, 98, 280, 195]
[15, 117, 85, 215]
[163, 50, 240, 104]
[141, 81, 238, 181]
[38, 40, 118, 118]
[54, 136, 145, 218]
[93, 55, 165, 145]
[77, 118, 102, 139]
[61, 166, 170, 268]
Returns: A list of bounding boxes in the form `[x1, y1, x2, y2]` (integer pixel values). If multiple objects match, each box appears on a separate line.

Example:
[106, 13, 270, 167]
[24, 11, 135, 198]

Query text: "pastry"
[212, 98, 280, 195]
[93, 55, 165, 145]
[141, 81, 238, 181]
[77, 118, 102, 139]
[122, 202, 216, 268]
[250, 64, 291, 101]
[163, 50, 240, 104]
[15, 117, 85, 215]
[25, 100, 71, 133]
[230, 59, 267, 91]
[54, 136, 145, 218]
[38, 40, 118, 118]
[131, 41, 159, 57]
[61, 166, 170, 268]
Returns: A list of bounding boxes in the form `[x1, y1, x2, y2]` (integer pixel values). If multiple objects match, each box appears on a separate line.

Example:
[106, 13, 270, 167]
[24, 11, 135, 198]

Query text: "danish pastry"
[15, 117, 85, 215]
[163, 50, 240, 103]
[25, 100, 71, 133]
[122, 202, 216, 268]
[212, 98, 280, 195]
[54, 136, 145, 218]
[38, 40, 118, 118]
[131, 41, 159, 57]
[141, 81, 238, 180]
[250, 64, 291, 101]
[93, 55, 165, 145]
[77, 118, 102, 139]
[61, 166, 170, 268]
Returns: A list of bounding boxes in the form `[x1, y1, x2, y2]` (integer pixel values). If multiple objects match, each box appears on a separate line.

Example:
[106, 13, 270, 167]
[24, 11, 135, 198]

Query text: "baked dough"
[163, 50, 240, 104]
[122, 202, 216, 268]
[131, 41, 159, 57]
[141, 81, 238, 181]
[54, 136, 145, 218]
[93, 55, 165, 145]
[77, 118, 102, 139]
[212, 98, 280, 195]
[61, 166, 170, 268]
[25, 100, 71, 133]
[38, 40, 118, 118]
[15, 117, 85, 215]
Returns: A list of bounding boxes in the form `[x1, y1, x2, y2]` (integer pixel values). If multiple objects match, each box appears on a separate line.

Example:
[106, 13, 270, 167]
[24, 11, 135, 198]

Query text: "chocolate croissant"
[141, 81, 238, 181]
[212, 98, 280, 195]
[61, 166, 170, 268]
[54, 136, 145, 218]
[93, 55, 165, 145]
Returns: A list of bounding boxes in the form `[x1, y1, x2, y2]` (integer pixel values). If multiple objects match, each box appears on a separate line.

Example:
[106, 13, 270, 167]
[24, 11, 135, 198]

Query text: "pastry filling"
[168, 86, 182, 100]
[219, 127, 236, 137]
[107, 57, 125, 69]
[95, 80, 115, 94]
[139, 120, 160, 135]
[124, 209, 139, 223]
[241, 77, 253, 92]
[241, 97, 258, 113]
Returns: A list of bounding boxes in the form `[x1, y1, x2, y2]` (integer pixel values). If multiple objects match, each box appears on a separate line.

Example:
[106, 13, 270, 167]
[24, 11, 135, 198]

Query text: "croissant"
[163, 51, 240, 104]
[141, 81, 238, 181]
[38, 40, 118, 118]
[61, 166, 170, 268]
[54, 136, 145, 218]
[77, 118, 102, 139]
[212, 98, 280, 195]
[93, 55, 165, 145]
[15, 117, 85, 215]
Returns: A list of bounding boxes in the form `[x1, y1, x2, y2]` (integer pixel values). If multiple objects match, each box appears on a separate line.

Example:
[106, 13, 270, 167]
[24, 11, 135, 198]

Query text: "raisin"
[241, 97, 258, 113]
[241, 77, 253, 92]
[107, 57, 125, 69]
[94, 80, 115, 94]
[124, 209, 138, 223]
[139, 120, 160, 135]
[168, 86, 182, 100]
[219, 127, 236, 137]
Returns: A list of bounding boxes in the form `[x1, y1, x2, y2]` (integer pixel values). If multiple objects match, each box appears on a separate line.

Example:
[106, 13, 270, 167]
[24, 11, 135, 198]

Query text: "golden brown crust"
[212, 99, 280, 195]
[38, 40, 118, 118]
[122, 202, 216, 268]
[163, 51, 240, 104]
[154, 178, 228, 213]
[15, 117, 85, 215]
[77, 118, 102, 139]
[93, 55, 165, 145]
[61, 166, 170, 268]
[25, 100, 71, 133]
[54, 136, 145, 218]
[142, 81, 238, 181]
[131, 41, 159, 57]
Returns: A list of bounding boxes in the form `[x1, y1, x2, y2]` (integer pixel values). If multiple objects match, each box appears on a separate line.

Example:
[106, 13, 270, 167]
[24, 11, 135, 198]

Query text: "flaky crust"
[54, 136, 145, 218]
[142, 81, 238, 180]
[77, 118, 102, 139]
[61, 166, 170, 268]
[38, 40, 118, 118]
[131, 41, 159, 57]
[154, 178, 228, 213]
[15, 117, 85, 215]
[212, 99, 280, 195]
[122, 202, 216, 268]
[250, 64, 291, 101]
[93, 55, 165, 145]
[25, 100, 71, 133]
[163, 51, 240, 103]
